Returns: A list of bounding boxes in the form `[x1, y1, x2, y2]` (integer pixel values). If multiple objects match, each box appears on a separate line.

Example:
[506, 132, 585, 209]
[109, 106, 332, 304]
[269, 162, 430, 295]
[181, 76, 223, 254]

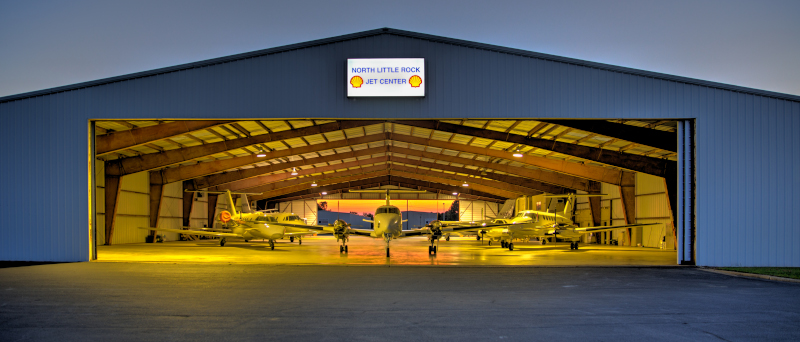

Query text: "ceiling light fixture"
[452, 192, 458, 195]
[311, 181, 318, 187]
[462, 182, 469, 187]
[321, 191, 327, 195]
[291, 167, 298, 176]
[512, 148, 523, 158]
[256, 149, 267, 157]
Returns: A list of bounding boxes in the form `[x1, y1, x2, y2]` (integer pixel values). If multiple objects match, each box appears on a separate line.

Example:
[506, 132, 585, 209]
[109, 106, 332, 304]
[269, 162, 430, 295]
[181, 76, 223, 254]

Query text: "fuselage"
[484, 210, 575, 241]
[222, 212, 289, 240]
[371, 205, 403, 238]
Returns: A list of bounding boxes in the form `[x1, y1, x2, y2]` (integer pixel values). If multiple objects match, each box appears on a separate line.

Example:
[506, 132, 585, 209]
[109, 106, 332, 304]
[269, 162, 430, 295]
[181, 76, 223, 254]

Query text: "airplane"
[139, 190, 334, 250]
[475, 194, 660, 250]
[329, 189, 499, 257]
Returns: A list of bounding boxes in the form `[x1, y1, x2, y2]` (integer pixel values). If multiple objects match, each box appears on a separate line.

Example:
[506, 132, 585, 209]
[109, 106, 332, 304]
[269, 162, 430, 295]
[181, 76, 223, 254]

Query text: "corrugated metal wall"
[458, 200, 499, 222]
[0, 31, 798, 265]
[279, 200, 318, 225]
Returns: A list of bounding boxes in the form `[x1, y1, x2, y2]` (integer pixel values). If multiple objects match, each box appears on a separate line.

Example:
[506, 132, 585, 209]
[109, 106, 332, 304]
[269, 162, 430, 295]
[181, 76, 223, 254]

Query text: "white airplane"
[330, 189, 497, 257]
[478, 194, 660, 250]
[139, 190, 334, 250]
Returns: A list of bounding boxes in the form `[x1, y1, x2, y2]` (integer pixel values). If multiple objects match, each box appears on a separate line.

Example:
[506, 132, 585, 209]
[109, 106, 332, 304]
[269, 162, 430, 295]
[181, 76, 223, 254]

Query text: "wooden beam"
[264, 176, 392, 201]
[105, 120, 377, 177]
[96, 120, 231, 155]
[154, 133, 387, 185]
[388, 145, 600, 192]
[389, 169, 520, 198]
[526, 122, 548, 137]
[186, 146, 387, 189]
[393, 120, 676, 178]
[391, 133, 622, 185]
[103, 172, 122, 245]
[588, 195, 601, 227]
[619, 171, 636, 225]
[182, 181, 196, 227]
[537, 120, 677, 152]
[250, 169, 390, 201]
[207, 194, 218, 228]
[148, 181, 165, 242]
[389, 156, 568, 194]
[210, 156, 389, 192]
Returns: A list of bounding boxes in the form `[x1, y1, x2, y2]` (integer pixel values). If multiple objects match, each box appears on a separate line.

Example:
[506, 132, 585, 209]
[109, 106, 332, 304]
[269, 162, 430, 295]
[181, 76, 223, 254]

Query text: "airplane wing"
[138, 227, 241, 238]
[346, 228, 374, 236]
[283, 232, 317, 237]
[272, 223, 331, 232]
[571, 222, 660, 233]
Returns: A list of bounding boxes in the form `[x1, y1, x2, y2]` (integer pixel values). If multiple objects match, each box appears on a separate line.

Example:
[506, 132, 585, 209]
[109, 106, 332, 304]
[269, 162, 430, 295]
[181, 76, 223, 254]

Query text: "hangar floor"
[97, 236, 676, 265]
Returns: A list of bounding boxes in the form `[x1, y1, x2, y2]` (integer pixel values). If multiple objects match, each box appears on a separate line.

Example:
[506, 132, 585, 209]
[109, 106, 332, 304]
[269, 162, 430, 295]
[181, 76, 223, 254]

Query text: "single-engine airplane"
[139, 190, 334, 250]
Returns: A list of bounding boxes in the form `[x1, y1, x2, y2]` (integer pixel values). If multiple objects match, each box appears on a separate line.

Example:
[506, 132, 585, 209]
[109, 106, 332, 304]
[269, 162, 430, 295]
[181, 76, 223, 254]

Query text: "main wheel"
[428, 246, 432, 254]
[433, 246, 437, 254]
[220, 238, 226, 247]
[386, 248, 390, 257]
[270, 241, 275, 250]
[290, 237, 294, 242]
[299, 239, 302, 245]
[541, 238, 547, 245]
[501, 241, 506, 248]
[244, 239, 249, 242]
[476, 236, 481, 241]
[574, 243, 579, 250]
[344, 245, 348, 253]
[508, 243, 514, 251]
[488, 240, 492, 246]
[340, 246, 344, 253]
[570, 242, 575, 249]
[445, 236, 450, 241]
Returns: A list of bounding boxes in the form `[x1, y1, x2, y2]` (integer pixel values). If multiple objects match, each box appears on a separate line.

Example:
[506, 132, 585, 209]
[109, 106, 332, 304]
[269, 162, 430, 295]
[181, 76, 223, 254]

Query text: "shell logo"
[409, 75, 422, 88]
[350, 76, 364, 88]
[219, 210, 232, 223]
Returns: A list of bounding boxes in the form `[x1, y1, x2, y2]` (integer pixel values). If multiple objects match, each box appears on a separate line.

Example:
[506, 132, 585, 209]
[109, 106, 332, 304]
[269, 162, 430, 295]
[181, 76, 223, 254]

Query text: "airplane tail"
[185, 190, 262, 219]
[544, 193, 607, 217]
[349, 189, 426, 206]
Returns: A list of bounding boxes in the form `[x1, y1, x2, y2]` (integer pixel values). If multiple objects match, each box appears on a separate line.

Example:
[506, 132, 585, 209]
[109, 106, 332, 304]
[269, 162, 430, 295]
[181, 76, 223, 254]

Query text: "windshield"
[284, 215, 301, 221]
[376, 207, 400, 215]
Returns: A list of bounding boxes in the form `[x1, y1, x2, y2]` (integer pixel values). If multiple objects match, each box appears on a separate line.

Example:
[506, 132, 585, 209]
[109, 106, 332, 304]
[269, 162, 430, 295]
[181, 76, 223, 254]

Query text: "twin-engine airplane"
[478, 194, 660, 250]
[139, 190, 331, 250]
[330, 189, 497, 257]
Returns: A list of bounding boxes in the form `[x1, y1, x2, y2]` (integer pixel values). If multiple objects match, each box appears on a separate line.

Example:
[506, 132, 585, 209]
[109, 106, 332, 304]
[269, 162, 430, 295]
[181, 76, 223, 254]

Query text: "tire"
[477, 236, 481, 241]
[290, 237, 294, 242]
[488, 240, 492, 246]
[220, 238, 226, 247]
[299, 239, 302, 245]
[508, 243, 514, 251]
[345, 245, 348, 253]
[433, 246, 437, 254]
[541, 238, 547, 245]
[574, 243, 579, 250]
[340, 246, 343, 253]
[445, 236, 450, 241]
[386, 248, 390, 257]
[270, 241, 275, 250]
[245, 240, 249, 242]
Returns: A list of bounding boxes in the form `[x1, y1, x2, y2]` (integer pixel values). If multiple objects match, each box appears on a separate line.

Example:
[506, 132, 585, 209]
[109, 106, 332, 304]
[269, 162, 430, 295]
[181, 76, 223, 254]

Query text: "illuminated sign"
[347, 58, 425, 97]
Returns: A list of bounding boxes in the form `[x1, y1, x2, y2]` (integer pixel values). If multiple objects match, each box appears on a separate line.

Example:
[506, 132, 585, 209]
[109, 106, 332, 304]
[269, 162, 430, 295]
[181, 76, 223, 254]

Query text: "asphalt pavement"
[1, 263, 799, 341]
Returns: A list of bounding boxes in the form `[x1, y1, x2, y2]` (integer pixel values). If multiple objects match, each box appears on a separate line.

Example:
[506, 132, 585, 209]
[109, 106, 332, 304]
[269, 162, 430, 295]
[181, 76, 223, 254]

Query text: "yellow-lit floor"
[97, 236, 677, 266]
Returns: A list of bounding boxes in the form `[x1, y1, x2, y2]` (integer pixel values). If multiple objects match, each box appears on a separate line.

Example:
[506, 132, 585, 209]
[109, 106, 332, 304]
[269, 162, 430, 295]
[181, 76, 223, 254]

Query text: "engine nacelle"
[332, 219, 350, 239]
[427, 220, 443, 239]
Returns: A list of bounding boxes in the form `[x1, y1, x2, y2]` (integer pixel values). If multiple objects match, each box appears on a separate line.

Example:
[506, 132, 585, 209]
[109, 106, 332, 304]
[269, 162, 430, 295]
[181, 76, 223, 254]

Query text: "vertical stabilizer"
[224, 190, 238, 217]
[563, 194, 576, 216]
[236, 194, 253, 214]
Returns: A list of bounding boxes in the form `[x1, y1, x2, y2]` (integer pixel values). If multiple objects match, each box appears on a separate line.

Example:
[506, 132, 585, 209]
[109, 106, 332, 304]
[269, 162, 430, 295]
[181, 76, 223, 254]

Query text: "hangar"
[0, 28, 798, 266]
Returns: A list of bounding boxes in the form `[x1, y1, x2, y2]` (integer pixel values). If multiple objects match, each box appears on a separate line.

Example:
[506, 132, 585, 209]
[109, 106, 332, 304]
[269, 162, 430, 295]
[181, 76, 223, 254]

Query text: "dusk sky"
[1, 0, 798, 98]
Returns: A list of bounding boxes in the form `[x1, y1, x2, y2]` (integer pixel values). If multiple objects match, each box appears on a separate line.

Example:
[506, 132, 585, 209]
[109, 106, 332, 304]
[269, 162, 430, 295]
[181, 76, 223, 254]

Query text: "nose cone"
[375, 213, 401, 232]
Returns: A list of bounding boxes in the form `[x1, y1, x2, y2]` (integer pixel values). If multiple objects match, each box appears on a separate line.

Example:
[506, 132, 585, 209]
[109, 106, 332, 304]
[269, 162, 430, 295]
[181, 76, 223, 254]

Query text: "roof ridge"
[2, 27, 799, 103]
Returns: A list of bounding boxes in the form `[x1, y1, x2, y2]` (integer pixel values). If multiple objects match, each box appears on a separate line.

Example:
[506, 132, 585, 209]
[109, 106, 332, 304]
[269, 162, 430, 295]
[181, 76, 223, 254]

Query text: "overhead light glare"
[256, 149, 267, 157]
[512, 148, 523, 158]
[291, 167, 298, 176]
[311, 181, 318, 187]
[452, 192, 458, 195]
[462, 182, 469, 187]
[321, 192, 327, 195]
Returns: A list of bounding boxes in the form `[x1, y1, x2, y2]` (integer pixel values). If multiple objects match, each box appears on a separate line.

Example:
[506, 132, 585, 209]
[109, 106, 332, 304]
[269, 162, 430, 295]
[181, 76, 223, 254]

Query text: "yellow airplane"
[330, 189, 498, 257]
[140, 190, 334, 250]
[476, 194, 660, 250]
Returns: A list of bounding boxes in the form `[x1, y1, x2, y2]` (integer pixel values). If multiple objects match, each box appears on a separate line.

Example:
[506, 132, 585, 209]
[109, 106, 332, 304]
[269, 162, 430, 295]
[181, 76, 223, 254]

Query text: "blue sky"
[1, 0, 798, 97]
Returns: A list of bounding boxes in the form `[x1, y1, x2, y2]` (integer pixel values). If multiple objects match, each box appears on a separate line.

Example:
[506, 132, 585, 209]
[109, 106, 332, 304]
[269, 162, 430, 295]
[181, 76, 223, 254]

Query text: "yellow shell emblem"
[409, 75, 422, 88]
[350, 76, 364, 88]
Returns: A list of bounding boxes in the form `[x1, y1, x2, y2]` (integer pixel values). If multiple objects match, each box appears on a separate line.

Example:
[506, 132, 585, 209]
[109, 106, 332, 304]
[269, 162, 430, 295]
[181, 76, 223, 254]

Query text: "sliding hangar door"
[0, 28, 797, 266]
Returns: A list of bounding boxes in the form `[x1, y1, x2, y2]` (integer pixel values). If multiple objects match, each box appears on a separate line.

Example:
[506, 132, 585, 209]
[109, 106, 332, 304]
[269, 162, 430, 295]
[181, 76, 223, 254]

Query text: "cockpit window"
[283, 215, 301, 221]
[376, 207, 400, 215]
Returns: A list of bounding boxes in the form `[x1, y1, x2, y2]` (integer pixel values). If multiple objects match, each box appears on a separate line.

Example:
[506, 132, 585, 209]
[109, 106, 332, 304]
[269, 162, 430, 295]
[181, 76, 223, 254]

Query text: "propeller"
[427, 220, 443, 239]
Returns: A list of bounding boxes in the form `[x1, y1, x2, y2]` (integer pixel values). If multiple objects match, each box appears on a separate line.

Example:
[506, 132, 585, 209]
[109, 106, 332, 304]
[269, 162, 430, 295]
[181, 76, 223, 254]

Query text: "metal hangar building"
[0, 28, 797, 267]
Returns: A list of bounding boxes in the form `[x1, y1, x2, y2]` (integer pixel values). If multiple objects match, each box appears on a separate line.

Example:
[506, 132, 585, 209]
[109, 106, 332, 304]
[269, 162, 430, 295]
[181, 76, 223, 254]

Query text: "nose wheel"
[384, 234, 392, 257]
[428, 237, 439, 255]
[220, 238, 226, 247]
[269, 240, 275, 250]
[338, 236, 348, 253]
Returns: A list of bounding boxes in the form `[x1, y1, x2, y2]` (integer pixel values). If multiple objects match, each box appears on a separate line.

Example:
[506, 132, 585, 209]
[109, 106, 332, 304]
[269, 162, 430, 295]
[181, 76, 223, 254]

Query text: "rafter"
[393, 121, 675, 178]
[105, 120, 376, 177]
[538, 119, 677, 152]
[96, 120, 231, 155]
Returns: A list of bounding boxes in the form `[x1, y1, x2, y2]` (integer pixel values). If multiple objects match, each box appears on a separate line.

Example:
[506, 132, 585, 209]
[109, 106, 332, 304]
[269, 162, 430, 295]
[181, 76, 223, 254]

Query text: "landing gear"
[337, 236, 349, 254]
[269, 240, 275, 250]
[290, 237, 294, 243]
[540, 238, 547, 245]
[508, 242, 514, 251]
[220, 238, 227, 247]
[488, 240, 492, 246]
[428, 245, 438, 255]
[570, 242, 579, 250]
[500, 241, 506, 248]
[476, 235, 481, 241]
[445, 234, 450, 242]
[428, 237, 439, 255]
[298, 238, 302, 245]
[384, 233, 392, 257]
[244, 239, 249, 242]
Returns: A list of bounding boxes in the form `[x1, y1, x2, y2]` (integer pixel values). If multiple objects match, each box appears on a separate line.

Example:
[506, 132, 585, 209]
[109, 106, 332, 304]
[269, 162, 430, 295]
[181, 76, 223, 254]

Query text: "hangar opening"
[92, 119, 692, 265]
